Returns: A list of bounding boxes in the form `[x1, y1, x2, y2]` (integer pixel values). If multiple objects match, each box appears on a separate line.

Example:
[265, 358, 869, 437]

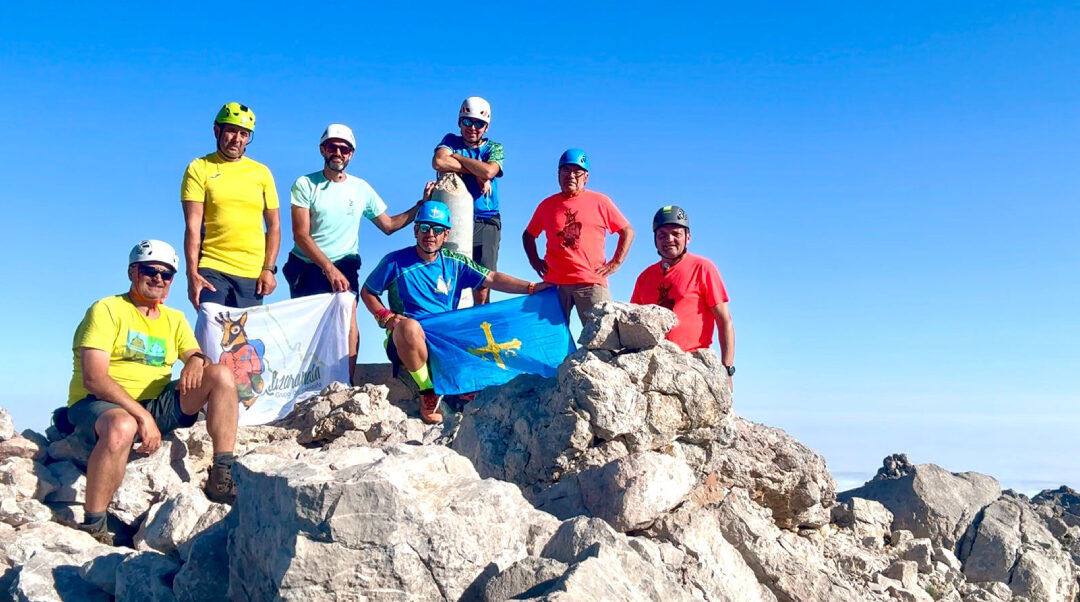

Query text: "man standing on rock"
[182, 101, 281, 309]
[67, 240, 241, 543]
[631, 206, 735, 384]
[431, 96, 504, 305]
[286, 123, 433, 379]
[360, 201, 549, 424]
[523, 148, 634, 324]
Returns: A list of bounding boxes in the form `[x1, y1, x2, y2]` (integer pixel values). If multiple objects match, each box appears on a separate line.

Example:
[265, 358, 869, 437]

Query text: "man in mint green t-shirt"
[285, 124, 432, 377]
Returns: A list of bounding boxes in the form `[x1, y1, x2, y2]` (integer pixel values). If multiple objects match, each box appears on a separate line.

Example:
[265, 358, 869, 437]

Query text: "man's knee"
[394, 318, 426, 345]
[95, 411, 138, 453]
[203, 364, 236, 391]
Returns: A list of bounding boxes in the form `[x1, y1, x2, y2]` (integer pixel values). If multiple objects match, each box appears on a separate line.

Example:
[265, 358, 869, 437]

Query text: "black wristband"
[191, 351, 213, 365]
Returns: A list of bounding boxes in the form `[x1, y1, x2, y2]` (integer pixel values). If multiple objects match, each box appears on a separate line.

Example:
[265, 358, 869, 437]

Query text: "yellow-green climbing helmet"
[214, 102, 256, 131]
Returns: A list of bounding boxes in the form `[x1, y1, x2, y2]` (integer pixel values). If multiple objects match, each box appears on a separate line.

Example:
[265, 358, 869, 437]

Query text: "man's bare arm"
[182, 201, 214, 309]
[711, 303, 735, 367]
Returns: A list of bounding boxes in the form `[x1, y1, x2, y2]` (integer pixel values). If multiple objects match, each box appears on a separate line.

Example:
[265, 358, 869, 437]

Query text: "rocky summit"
[1, 303, 1077, 601]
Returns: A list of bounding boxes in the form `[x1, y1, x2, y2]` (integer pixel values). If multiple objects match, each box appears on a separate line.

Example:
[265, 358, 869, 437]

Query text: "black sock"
[82, 511, 107, 528]
[212, 452, 235, 469]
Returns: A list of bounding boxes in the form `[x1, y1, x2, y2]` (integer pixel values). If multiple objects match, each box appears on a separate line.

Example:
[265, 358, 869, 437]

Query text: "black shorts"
[67, 381, 197, 444]
[283, 253, 361, 298]
[473, 216, 501, 274]
[197, 267, 263, 308]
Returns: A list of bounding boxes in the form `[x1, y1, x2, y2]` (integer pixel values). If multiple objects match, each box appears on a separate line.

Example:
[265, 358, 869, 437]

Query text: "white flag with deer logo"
[195, 292, 353, 426]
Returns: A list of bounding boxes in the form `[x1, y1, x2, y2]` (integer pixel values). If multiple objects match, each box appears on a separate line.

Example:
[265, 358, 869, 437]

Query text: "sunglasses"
[459, 117, 488, 129]
[417, 223, 448, 235]
[137, 265, 176, 281]
[323, 143, 354, 155]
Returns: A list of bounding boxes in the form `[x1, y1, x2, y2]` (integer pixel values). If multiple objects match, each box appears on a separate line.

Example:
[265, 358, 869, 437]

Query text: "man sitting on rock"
[67, 240, 240, 543]
[631, 206, 736, 386]
[360, 201, 548, 424]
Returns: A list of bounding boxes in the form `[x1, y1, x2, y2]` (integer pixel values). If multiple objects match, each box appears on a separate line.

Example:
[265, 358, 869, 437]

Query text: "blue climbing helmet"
[416, 201, 452, 229]
[558, 148, 589, 171]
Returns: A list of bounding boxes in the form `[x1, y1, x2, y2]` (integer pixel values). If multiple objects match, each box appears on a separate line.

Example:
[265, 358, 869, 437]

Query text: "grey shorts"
[198, 267, 262, 308]
[67, 381, 197, 444]
[557, 284, 612, 325]
[473, 216, 501, 275]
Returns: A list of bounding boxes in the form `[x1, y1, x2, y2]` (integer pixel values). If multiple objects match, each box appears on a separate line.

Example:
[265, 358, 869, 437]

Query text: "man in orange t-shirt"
[523, 149, 634, 324]
[631, 205, 736, 386]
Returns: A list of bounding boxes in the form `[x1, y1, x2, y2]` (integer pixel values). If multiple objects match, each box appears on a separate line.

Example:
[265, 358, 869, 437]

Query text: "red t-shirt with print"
[631, 253, 729, 352]
[525, 190, 630, 286]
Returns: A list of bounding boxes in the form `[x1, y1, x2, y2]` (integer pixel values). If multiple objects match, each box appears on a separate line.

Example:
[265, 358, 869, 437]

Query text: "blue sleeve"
[436, 133, 458, 151]
[363, 255, 394, 295]
[457, 257, 490, 290]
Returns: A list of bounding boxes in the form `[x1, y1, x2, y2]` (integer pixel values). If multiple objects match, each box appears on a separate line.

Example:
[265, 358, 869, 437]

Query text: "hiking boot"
[205, 464, 237, 504]
[78, 520, 114, 546]
[419, 390, 444, 424]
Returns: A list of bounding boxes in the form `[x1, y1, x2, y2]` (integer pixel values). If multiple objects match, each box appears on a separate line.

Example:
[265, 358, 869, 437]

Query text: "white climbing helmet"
[128, 239, 179, 272]
[458, 96, 492, 124]
[319, 123, 356, 149]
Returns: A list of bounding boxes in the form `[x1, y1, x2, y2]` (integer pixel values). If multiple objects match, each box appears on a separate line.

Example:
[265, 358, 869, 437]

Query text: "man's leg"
[228, 273, 263, 308]
[573, 284, 612, 325]
[556, 285, 576, 321]
[83, 408, 138, 515]
[391, 318, 442, 423]
[348, 301, 359, 384]
[178, 364, 238, 455]
[472, 220, 500, 305]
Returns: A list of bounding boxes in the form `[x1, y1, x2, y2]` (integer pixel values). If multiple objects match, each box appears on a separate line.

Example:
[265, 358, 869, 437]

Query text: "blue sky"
[2, 3, 1077, 491]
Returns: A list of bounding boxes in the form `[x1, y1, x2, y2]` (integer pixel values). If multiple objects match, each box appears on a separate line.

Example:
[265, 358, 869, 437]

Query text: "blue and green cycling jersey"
[435, 134, 504, 219]
[363, 246, 490, 318]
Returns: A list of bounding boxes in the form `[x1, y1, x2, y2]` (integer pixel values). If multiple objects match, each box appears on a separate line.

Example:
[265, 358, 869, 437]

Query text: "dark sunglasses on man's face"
[137, 265, 176, 281]
[417, 223, 448, 235]
[459, 117, 487, 130]
[323, 143, 354, 155]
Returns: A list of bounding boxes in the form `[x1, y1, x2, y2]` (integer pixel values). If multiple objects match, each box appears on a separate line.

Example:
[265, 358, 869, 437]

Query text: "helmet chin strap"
[659, 249, 687, 272]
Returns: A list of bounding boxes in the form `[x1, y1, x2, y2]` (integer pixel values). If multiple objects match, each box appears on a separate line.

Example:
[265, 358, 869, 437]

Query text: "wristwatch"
[263, 265, 278, 274]
[724, 365, 736, 377]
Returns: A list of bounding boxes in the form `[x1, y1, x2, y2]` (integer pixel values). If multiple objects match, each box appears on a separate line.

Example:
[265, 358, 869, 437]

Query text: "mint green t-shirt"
[289, 172, 388, 262]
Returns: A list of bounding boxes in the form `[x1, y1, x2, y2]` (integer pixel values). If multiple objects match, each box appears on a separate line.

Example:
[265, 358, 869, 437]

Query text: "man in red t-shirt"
[631, 205, 736, 385]
[523, 149, 635, 324]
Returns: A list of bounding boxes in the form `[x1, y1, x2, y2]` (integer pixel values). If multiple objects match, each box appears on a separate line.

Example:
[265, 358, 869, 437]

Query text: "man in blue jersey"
[431, 96, 504, 306]
[360, 201, 548, 424]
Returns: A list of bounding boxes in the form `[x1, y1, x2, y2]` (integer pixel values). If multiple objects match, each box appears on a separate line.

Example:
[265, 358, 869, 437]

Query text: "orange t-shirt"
[631, 253, 729, 352]
[525, 190, 630, 286]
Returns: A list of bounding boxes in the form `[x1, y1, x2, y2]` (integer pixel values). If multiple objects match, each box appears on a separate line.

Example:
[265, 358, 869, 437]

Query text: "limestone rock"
[480, 556, 568, 601]
[109, 440, 188, 526]
[899, 538, 934, 573]
[711, 417, 835, 528]
[832, 497, 894, 548]
[958, 492, 1078, 601]
[172, 518, 231, 601]
[649, 504, 779, 601]
[134, 485, 229, 556]
[575, 451, 695, 531]
[270, 381, 408, 445]
[46, 434, 93, 468]
[1, 521, 130, 601]
[1, 457, 58, 501]
[533, 516, 698, 601]
[884, 559, 919, 589]
[227, 444, 560, 601]
[352, 362, 413, 404]
[577, 301, 677, 351]
[0, 435, 45, 462]
[114, 551, 179, 601]
[0, 407, 14, 441]
[45, 460, 86, 503]
[713, 488, 863, 601]
[839, 459, 1000, 550]
[0, 497, 52, 527]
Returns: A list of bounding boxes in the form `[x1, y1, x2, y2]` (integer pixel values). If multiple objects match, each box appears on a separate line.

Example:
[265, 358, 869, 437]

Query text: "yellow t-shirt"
[181, 153, 280, 278]
[68, 295, 201, 405]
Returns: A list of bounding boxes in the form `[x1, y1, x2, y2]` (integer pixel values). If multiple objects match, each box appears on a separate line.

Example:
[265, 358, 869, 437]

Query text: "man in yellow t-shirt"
[181, 102, 281, 309]
[67, 240, 241, 544]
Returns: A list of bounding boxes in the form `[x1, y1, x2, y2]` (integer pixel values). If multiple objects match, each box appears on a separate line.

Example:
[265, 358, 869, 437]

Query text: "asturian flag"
[195, 292, 353, 425]
[417, 287, 575, 395]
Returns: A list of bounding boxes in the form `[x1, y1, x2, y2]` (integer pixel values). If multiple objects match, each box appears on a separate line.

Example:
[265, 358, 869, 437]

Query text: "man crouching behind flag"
[360, 201, 558, 424]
